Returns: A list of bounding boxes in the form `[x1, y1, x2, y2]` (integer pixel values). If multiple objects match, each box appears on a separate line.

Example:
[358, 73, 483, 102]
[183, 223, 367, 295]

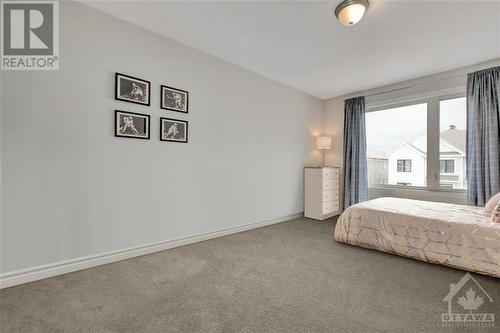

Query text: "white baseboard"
[0, 212, 303, 289]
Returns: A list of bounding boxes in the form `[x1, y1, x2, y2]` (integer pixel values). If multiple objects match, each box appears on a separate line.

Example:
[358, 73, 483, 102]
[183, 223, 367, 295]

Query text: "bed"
[334, 197, 500, 278]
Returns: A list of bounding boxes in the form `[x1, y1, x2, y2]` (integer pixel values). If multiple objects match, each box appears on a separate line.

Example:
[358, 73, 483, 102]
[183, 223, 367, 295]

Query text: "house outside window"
[366, 103, 427, 188]
[397, 159, 412, 172]
[440, 160, 455, 174]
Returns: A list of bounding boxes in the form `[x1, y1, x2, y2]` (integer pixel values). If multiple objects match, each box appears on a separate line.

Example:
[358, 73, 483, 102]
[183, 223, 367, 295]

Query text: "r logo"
[1, 1, 58, 69]
[2, 2, 53, 55]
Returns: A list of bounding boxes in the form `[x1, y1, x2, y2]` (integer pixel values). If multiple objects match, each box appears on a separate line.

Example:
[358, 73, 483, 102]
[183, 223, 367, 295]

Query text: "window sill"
[368, 185, 466, 194]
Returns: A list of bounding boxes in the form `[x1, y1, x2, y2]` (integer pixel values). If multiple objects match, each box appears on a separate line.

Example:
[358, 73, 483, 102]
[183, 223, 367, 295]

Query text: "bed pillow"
[484, 192, 500, 216]
[491, 202, 500, 223]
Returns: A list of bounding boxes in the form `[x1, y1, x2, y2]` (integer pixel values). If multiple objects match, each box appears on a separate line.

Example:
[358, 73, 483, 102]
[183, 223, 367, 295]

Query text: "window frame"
[437, 94, 467, 192]
[365, 94, 466, 193]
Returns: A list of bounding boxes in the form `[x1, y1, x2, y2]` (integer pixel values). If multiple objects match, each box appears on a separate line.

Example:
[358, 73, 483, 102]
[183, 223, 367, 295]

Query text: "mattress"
[334, 197, 500, 278]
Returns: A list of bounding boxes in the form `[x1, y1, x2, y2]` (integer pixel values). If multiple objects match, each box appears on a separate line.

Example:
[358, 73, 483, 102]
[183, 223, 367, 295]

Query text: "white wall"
[323, 59, 500, 207]
[323, 96, 345, 207]
[323, 97, 344, 169]
[0, 2, 324, 274]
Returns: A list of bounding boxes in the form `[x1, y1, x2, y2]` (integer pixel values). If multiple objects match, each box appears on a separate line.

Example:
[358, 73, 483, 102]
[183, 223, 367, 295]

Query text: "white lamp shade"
[337, 3, 366, 26]
[316, 136, 332, 150]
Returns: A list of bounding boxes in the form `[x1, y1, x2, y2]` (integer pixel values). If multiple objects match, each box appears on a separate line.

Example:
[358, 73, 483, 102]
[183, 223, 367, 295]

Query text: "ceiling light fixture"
[335, 0, 369, 26]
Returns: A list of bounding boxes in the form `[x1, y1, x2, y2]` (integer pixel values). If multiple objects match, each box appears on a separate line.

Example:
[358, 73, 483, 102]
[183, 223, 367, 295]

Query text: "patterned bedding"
[334, 197, 500, 278]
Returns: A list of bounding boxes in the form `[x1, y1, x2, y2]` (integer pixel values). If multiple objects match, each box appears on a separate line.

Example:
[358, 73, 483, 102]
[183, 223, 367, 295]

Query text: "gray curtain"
[343, 96, 368, 210]
[467, 66, 500, 206]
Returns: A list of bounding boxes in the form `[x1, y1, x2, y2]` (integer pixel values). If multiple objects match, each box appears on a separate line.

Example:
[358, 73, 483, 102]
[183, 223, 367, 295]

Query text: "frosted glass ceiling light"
[335, 0, 369, 26]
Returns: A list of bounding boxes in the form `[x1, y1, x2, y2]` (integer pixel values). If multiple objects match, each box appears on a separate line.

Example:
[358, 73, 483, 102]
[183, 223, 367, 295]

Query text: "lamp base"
[318, 150, 326, 167]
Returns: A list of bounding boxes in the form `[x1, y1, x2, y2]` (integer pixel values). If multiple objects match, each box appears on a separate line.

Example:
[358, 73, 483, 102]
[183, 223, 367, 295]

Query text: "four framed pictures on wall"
[160, 118, 188, 143]
[114, 72, 188, 142]
[115, 73, 151, 106]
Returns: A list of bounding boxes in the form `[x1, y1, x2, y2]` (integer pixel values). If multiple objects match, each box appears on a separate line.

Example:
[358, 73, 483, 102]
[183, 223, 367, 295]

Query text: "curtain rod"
[341, 59, 500, 100]
[354, 61, 500, 99]
[358, 73, 466, 99]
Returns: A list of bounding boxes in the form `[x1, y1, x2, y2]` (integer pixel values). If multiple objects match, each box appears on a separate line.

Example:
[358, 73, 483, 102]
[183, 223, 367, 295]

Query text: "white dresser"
[304, 167, 340, 220]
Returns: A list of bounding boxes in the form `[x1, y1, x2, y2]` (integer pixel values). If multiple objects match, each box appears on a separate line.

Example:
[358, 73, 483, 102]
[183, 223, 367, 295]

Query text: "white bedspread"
[334, 197, 500, 278]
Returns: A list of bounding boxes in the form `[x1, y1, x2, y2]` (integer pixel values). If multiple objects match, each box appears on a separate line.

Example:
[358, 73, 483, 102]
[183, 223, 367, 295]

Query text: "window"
[366, 96, 466, 191]
[439, 97, 467, 189]
[366, 103, 427, 187]
[397, 159, 412, 172]
[440, 160, 455, 173]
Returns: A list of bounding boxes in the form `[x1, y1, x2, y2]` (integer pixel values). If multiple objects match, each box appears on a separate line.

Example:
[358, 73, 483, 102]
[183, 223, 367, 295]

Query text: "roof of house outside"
[407, 143, 426, 155]
[367, 127, 466, 159]
[440, 128, 466, 153]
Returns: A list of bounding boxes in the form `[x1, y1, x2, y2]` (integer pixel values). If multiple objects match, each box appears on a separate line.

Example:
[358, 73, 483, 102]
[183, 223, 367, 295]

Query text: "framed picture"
[115, 73, 151, 106]
[160, 118, 188, 143]
[115, 110, 150, 140]
[161, 85, 188, 113]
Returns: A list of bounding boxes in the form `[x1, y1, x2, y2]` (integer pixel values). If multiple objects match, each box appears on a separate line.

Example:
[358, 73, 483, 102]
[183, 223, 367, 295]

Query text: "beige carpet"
[1, 217, 499, 332]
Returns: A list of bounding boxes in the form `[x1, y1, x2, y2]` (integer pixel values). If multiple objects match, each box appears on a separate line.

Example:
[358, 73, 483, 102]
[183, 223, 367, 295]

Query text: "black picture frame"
[115, 110, 151, 140]
[160, 117, 188, 143]
[115, 72, 151, 106]
[160, 85, 189, 113]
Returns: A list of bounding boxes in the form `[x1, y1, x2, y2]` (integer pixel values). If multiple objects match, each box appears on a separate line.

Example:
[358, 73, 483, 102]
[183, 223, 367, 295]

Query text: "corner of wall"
[323, 96, 345, 169]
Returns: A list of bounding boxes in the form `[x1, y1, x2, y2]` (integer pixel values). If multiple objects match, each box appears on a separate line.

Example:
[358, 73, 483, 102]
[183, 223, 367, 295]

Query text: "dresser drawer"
[323, 168, 339, 180]
[322, 190, 338, 202]
[323, 201, 339, 214]
[323, 180, 339, 191]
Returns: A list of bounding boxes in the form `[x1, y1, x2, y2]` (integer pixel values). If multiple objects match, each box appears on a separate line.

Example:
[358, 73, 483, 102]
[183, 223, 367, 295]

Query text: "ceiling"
[83, 1, 500, 99]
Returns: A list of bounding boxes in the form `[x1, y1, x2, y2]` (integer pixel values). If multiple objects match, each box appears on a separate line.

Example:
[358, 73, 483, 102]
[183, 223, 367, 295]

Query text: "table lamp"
[316, 136, 331, 167]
